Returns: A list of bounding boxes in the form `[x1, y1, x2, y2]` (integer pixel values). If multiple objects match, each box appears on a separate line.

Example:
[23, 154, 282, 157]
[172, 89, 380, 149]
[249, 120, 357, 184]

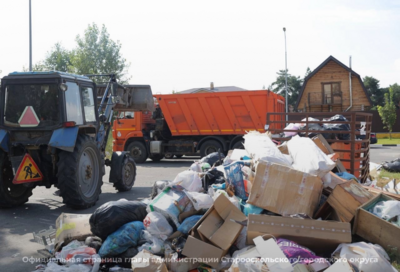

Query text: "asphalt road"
[0, 147, 399, 271]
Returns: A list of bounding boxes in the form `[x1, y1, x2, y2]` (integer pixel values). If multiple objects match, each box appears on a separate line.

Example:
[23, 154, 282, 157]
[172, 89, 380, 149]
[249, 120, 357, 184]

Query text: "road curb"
[382, 144, 398, 146]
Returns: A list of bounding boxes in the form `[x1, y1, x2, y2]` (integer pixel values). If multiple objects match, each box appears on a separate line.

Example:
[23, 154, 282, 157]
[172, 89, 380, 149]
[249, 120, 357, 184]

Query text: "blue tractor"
[0, 71, 153, 209]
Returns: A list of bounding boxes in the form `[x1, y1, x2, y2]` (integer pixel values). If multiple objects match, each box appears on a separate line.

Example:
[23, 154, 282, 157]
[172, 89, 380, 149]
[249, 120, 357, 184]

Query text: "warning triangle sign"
[18, 106, 40, 127]
[13, 153, 43, 184]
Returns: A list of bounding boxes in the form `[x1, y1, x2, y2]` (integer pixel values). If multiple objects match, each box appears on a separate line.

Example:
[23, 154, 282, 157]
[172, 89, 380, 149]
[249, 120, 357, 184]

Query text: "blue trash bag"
[99, 221, 144, 257]
[241, 201, 263, 216]
[224, 161, 247, 200]
[337, 172, 359, 183]
[177, 215, 202, 234]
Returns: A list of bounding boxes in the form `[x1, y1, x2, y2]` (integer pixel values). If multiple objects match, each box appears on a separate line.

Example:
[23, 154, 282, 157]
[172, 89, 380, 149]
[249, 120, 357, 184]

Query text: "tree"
[270, 70, 303, 108]
[72, 23, 130, 83]
[389, 83, 400, 108]
[28, 23, 130, 83]
[305, 67, 312, 78]
[43, 43, 73, 72]
[363, 76, 387, 109]
[377, 87, 397, 139]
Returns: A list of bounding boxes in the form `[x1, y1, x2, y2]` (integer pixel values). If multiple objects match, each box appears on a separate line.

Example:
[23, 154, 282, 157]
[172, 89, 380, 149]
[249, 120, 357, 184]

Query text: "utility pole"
[29, 0, 32, 71]
[283, 27, 288, 122]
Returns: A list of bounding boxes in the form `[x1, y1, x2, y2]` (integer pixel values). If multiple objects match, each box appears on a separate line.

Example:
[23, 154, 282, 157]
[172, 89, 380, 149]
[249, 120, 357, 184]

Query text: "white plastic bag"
[288, 135, 335, 177]
[170, 171, 202, 192]
[138, 230, 165, 254]
[244, 131, 292, 166]
[185, 191, 214, 210]
[190, 162, 202, 172]
[332, 242, 397, 272]
[283, 123, 300, 137]
[212, 190, 241, 210]
[372, 200, 400, 225]
[143, 212, 173, 240]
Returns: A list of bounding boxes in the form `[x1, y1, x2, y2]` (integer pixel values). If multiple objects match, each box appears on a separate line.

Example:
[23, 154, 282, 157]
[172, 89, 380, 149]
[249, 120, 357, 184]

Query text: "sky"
[0, 0, 399, 94]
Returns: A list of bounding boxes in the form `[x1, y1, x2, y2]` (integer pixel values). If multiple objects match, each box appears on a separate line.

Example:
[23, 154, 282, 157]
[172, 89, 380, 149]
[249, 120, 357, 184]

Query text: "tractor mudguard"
[49, 127, 79, 152]
[0, 129, 9, 152]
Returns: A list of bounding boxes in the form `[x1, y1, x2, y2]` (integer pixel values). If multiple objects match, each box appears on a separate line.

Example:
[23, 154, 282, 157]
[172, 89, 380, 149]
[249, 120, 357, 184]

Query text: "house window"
[322, 82, 341, 104]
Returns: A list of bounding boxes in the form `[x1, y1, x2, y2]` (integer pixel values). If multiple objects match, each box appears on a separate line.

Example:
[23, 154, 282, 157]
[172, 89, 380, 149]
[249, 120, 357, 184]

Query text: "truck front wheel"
[0, 151, 33, 208]
[127, 141, 148, 163]
[200, 140, 223, 157]
[57, 135, 103, 209]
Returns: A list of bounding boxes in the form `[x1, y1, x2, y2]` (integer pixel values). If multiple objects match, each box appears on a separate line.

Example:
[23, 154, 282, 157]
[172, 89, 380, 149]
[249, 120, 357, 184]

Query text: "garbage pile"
[33, 131, 400, 272]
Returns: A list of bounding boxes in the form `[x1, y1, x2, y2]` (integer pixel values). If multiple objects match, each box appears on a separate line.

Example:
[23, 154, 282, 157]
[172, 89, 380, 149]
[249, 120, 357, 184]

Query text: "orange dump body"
[153, 90, 285, 136]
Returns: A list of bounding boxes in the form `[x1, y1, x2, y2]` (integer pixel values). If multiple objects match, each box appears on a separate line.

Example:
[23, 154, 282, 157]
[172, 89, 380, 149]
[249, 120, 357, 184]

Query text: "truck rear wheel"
[0, 151, 33, 208]
[57, 135, 103, 209]
[200, 140, 223, 157]
[232, 141, 244, 149]
[110, 152, 136, 192]
[127, 141, 148, 163]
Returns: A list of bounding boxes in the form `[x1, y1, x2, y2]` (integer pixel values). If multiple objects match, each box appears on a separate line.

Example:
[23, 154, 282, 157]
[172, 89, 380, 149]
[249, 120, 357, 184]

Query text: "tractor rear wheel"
[110, 152, 136, 192]
[57, 135, 103, 209]
[127, 141, 148, 163]
[0, 151, 33, 208]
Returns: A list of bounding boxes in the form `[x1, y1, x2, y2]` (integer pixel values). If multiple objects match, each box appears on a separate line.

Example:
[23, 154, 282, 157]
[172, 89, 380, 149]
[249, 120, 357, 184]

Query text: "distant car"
[356, 131, 377, 144]
[370, 133, 377, 144]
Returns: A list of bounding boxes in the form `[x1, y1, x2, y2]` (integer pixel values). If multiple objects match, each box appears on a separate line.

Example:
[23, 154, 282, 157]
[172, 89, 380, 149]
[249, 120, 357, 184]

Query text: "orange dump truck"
[112, 90, 285, 163]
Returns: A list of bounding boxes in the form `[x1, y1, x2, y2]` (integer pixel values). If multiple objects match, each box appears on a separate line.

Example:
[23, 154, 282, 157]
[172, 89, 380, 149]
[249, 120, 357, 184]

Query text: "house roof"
[179, 86, 246, 94]
[295, 55, 373, 108]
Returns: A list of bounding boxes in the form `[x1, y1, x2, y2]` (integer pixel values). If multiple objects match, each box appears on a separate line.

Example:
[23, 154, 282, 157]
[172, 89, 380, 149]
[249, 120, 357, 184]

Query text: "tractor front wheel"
[110, 152, 136, 192]
[0, 151, 33, 208]
[57, 135, 103, 209]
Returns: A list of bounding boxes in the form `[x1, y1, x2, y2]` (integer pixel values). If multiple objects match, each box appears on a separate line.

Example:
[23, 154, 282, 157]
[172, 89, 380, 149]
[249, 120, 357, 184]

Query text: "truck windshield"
[4, 84, 60, 127]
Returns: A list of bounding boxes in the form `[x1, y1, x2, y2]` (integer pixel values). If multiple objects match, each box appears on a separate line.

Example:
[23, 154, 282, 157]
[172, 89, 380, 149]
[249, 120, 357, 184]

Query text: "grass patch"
[376, 169, 400, 188]
[377, 138, 400, 145]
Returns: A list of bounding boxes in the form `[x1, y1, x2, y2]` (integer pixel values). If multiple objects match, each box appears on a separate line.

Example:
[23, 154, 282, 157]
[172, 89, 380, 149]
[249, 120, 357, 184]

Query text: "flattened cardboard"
[253, 236, 293, 272]
[247, 214, 352, 254]
[182, 235, 225, 268]
[248, 161, 323, 217]
[55, 213, 92, 249]
[327, 180, 374, 222]
[353, 193, 400, 257]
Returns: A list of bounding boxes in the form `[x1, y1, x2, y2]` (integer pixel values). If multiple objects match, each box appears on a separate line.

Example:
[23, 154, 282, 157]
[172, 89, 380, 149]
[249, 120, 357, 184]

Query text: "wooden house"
[296, 56, 372, 112]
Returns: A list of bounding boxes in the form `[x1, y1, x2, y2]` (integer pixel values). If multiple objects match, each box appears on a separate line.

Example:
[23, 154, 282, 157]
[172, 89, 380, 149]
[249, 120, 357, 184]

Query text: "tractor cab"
[1, 71, 97, 132]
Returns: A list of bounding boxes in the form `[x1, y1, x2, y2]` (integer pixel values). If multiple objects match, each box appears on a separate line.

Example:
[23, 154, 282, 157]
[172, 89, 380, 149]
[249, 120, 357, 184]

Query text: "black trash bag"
[322, 114, 351, 140]
[115, 247, 139, 268]
[150, 180, 171, 199]
[299, 123, 325, 138]
[199, 152, 225, 167]
[202, 168, 225, 189]
[89, 200, 148, 240]
[85, 236, 103, 252]
[382, 158, 400, 173]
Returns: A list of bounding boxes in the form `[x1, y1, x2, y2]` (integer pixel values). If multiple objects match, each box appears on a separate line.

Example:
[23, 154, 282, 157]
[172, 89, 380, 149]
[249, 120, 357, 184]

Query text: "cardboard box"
[55, 213, 92, 249]
[247, 161, 323, 217]
[278, 142, 289, 155]
[247, 214, 352, 254]
[182, 194, 246, 268]
[353, 193, 400, 256]
[327, 180, 374, 222]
